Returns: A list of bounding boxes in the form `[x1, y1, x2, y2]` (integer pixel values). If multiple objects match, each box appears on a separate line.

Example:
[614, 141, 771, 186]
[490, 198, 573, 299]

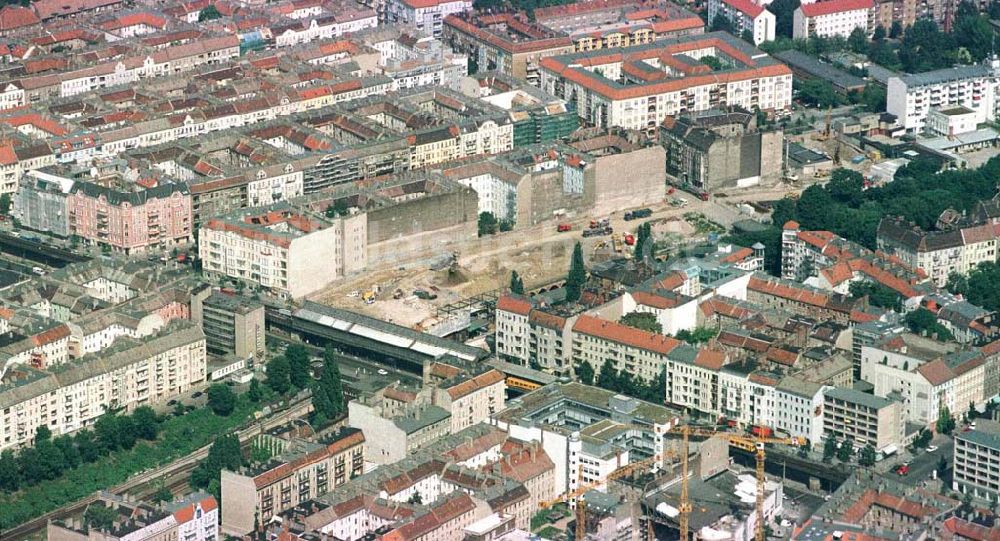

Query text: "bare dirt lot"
[310, 182, 809, 328]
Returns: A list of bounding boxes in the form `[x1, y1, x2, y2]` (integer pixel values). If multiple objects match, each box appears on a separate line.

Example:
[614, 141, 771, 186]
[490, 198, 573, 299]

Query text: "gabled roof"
[799, 0, 873, 17]
[573, 314, 682, 355]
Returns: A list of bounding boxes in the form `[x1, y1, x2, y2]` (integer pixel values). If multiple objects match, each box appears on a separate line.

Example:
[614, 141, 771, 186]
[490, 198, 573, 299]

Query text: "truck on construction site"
[582, 226, 613, 238]
[611, 233, 623, 252]
[624, 208, 653, 221]
[589, 218, 610, 229]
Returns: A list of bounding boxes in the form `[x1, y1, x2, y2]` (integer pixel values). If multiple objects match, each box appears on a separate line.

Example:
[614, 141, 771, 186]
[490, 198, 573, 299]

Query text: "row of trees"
[947, 264, 1000, 313]
[575, 359, 665, 404]
[0, 406, 160, 493]
[774, 158, 1000, 251]
[265, 343, 346, 424]
[822, 435, 877, 466]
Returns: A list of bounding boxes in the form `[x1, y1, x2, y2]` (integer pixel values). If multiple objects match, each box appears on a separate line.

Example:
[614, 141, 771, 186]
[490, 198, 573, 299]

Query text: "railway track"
[2, 397, 312, 541]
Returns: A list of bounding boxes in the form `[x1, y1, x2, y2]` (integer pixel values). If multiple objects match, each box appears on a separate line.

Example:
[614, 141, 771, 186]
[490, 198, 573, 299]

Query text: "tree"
[152, 485, 173, 503]
[84, 503, 117, 531]
[937, 406, 956, 435]
[191, 434, 244, 498]
[836, 438, 854, 462]
[116, 415, 137, 450]
[510, 270, 525, 294]
[198, 4, 221, 21]
[913, 429, 932, 448]
[596, 359, 619, 391]
[858, 444, 877, 466]
[946, 271, 970, 297]
[207, 384, 237, 417]
[266, 356, 292, 394]
[859, 83, 886, 113]
[565, 242, 586, 303]
[823, 435, 839, 460]
[795, 78, 841, 108]
[848, 281, 902, 311]
[768, 0, 801, 37]
[286, 344, 312, 390]
[94, 414, 122, 452]
[131, 406, 159, 440]
[619, 312, 662, 334]
[741, 29, 755, 44]
[54, 435, 80, 470]
[408, 491, 423, 504]
[312, 347, 346, 422]
[710, 15, 735, 34]
[848, 27, 868, 54]
[0, 193, 11, 215]
[35, 425, 52, 444]
[889, 21, 903, 38]
[872, 25, 886, 41]
[75, 430, 101, 463]
[248, 378, 263, 402]
[700, 55, 724, 71]
[905, 308, 953, 341]
[576, 360, 595, 385]
[634, 222, 653, 261]
[675, 327, 719, 344]
[0, 449, 18, 491]
[250, 444, 272, 464]
[478, 212, 499, 237]
[953, 2, 993, 62]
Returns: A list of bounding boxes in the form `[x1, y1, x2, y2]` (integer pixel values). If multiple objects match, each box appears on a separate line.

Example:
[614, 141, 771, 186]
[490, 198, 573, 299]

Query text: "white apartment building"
[621, 289, 699, 336]
[775, 377, 828, 446]
[433, 369, 506, 433]
[387, 0, 473, 37]
[274, 15, 378, 48]
[887, 60, 1000, 133]
[861, 343, 985, 426]
[707, 0, 776, 45]
[451, 167, 518, 223]
[199, 205, 367, 299]
[0, 323, 206, 450]
[539, 33, 793, 130]
[793, 0, 873, 40]
[823, 387, 904, 452]
[954, 426, 1000, 501]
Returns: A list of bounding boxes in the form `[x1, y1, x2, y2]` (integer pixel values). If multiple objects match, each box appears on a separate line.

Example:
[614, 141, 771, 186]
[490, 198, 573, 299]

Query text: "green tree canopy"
[266, 356, 292, 394]
[207, 384, 237, 417]
[510, 270, 525, 294]
[576, 360, 595, 385]
[565, 242, 586, 303]
[286, 344, 312, 390]
[619, 312, 662, 334]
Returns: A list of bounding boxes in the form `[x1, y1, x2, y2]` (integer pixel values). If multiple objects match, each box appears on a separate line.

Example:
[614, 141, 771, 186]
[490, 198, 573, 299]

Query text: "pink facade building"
[68, 181, 192, 254]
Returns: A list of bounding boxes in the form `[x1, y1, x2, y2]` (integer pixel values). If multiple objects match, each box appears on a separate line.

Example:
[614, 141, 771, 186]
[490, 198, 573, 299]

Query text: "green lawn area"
[0, 397, 258, 530]
[537, 526, 563, 539]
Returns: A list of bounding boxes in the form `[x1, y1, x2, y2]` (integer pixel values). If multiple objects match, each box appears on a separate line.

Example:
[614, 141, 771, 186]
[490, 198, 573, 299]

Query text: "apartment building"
[0, 322, 206, 450]
[432, 369, 506, 433]
[538, 32, 792, 130]
[220, 428, 365, 536]
[48, 493, 218, 541]
[191, 289, 266, 361]
[199, 203, 367, 299]
[887, 60, 1000, 133]
[492, 382, 678, 497]
[495, 295, 576, 374]
[387, 0, 473, 37]
[660, 107, 784, 191]
[823, 387, 904, 452]
[877, 216, 999, 287]
[572, 314, 683, 385]
[861, 335, 986, 426]
[443, 14, 575, 83]
[793, 0, 873, 40]
[954, 424, 1000, 501]
[532, 0, 705, 51]
[707, 0, 776, 45]
[747, 274, 869, 326]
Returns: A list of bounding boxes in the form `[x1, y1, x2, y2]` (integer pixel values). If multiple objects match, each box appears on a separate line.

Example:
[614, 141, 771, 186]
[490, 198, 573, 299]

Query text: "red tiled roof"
[915, 359, 953, 386]
[800, 0, 874, 17]
[497, 294, 532, 316]
[632, 290, 683, 309]
[446, 369, 505, 399]
[573, 314, 682, 355]
[766, 346, 799, 366]
[720, 247, 753, 264]
[721, 0, 765, 17]
[941, 516, 1000, 541]
[0, 6, 39, 31]
[695, 348, 726, 370]
[783, 220, 800, 230]
[32, 324, 70, 346]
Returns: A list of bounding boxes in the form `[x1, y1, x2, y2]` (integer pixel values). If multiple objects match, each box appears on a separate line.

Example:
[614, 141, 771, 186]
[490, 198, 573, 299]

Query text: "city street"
[893, 437, 953, 488]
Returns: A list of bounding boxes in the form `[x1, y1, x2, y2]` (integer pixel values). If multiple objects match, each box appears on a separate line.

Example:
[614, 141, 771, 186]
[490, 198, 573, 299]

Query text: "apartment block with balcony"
[220, 427, 365, 536]
[887, 60, 1000, 133]
[877, 216, 999, 287]
[0, 321, 206, 450]
[793, 0, 873, 40]
[954, 423, 1000, 501]
[822, 387, 904, 452]
[707, 0, 775, 45]
[199, 202, 367, 299]
[387, 0, 472, 37]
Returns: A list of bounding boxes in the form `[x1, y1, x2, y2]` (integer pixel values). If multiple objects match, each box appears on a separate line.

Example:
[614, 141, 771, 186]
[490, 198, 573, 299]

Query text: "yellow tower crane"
[670, 427, 806, 541]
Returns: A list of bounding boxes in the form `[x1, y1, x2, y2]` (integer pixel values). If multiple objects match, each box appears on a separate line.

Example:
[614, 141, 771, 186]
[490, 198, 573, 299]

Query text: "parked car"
[927, 445, 939, 452]
[557, 223, 572, 232]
